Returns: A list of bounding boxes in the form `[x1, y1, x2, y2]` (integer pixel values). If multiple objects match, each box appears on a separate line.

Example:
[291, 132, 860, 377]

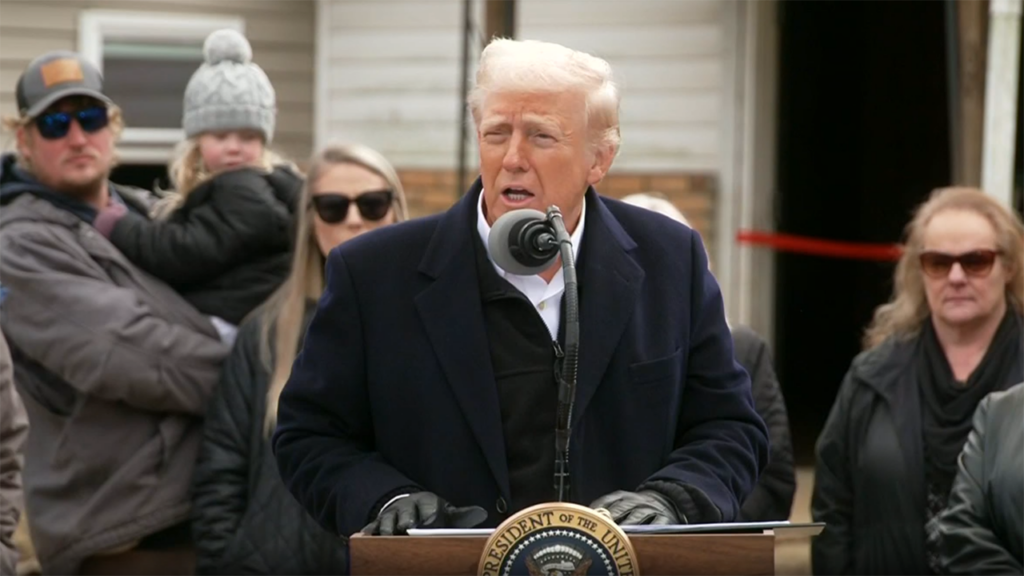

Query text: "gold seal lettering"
[529, 510, 555, 530]
[478, 502, 640, 576]
[576, 515, 598, 532]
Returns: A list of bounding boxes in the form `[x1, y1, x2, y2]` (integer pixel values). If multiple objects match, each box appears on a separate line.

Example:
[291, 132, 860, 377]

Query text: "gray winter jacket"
[0, 331, 28, 576]
[0, 170, 229, 574]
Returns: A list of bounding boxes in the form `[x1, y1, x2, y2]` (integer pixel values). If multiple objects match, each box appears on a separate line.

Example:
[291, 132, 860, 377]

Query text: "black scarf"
[918, 310, 1022, 496]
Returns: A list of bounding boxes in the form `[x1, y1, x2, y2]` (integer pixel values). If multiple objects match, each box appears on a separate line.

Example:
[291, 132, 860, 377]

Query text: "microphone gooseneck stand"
[545, 206, 579, 503]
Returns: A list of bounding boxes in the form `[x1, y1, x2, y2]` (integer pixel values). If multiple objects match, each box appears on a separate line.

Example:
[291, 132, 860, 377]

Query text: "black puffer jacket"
[192, 305, 348, 575]
[108, 166, 302, 324]
[731, 325, 796, 521]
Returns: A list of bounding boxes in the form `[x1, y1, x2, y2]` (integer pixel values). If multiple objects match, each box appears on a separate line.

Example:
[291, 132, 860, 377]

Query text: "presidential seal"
[478, 502, 639, 576]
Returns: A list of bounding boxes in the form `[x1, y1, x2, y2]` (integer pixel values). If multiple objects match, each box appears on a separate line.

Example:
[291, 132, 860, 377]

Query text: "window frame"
[78, 10, 245, 163]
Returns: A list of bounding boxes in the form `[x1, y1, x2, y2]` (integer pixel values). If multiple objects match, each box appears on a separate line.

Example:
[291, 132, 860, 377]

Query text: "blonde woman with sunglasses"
[190, 143, 407, 575]
[812, 187, 1024, 575]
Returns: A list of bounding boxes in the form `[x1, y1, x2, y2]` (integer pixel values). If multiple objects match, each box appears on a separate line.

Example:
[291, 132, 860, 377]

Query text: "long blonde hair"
[863, 187, 1024, 349]
[260, 143, 409, 433]
[151, 137, 291, 218]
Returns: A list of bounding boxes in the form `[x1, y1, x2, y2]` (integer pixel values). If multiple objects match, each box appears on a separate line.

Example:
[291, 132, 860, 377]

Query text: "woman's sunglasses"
[311, 190, 394, 223]
[34, 107, 109, 140]
[919, 249, 1001, 278]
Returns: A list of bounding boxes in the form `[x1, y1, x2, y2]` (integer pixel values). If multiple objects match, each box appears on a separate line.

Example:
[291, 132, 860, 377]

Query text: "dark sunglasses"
[919, 249, 1002, 278]
[311, 190, 394, 223]
[34, 107, 109, 140]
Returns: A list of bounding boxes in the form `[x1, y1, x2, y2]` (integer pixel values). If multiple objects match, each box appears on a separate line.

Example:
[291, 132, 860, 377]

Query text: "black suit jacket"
[273, 181, 769, 536]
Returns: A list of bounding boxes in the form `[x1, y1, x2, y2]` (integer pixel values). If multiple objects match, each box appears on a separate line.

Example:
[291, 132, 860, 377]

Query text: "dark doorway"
[1017, 24, 1024, 216]
[111, 163, 171, 193]
[773, 0, 952, 463]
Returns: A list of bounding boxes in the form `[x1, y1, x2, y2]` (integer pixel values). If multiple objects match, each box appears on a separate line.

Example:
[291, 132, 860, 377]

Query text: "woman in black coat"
[937, 382, 1023, 575]
[812, 187, 1024, 575]
[190, 143, 409, 574]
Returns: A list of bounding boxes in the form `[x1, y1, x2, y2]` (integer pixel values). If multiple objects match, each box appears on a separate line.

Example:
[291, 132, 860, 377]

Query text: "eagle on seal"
[525, 554, 592, 576]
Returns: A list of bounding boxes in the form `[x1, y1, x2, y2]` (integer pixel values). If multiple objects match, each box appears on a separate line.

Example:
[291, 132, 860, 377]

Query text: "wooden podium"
[350, 530, 779, 575]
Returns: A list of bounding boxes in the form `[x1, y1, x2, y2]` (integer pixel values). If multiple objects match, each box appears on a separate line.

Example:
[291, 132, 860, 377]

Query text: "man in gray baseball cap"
[4, 50, 117, 214]
[16, 50, 113, 119]
[0, 50, 228, 575]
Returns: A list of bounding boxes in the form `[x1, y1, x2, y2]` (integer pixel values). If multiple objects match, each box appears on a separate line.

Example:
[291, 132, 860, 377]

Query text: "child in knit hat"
[94, 29, 303, 340]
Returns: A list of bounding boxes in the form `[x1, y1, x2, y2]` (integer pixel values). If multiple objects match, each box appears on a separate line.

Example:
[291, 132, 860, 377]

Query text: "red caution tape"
[736, 230, 903, 262]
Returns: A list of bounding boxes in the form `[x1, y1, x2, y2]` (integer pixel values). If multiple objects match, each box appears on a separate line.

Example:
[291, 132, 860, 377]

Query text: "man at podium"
[273, 38, 769, 538]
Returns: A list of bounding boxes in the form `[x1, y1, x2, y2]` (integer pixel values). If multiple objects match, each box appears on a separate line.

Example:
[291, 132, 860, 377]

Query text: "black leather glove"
[361, 492, 488, 535]
[589, 490, 684, 525]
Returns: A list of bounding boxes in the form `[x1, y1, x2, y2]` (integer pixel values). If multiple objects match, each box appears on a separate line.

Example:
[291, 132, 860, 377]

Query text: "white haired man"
[274, 39, 769, 536]
[0, 51, 229, 574]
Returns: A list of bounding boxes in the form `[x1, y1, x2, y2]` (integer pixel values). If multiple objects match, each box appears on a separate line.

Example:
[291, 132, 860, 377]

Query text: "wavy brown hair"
[863, 187, 1024, 349]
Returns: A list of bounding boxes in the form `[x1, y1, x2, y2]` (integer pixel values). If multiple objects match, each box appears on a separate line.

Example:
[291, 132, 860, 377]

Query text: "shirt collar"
[475, 188, 586, 280]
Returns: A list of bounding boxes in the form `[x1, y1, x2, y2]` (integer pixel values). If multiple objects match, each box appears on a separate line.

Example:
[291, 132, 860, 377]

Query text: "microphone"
[487, 206, 580, 504]
[487, 209, 560, 276]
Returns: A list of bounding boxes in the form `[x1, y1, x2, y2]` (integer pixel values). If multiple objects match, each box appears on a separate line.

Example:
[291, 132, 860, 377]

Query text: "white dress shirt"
[475, 191, 586, 340]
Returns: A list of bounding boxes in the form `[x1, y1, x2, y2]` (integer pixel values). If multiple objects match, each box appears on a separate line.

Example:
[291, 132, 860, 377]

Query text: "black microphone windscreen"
[487, 208, 558, 275]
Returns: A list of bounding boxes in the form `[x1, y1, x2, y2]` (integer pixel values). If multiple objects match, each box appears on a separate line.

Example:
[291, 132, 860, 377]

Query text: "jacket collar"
[855, 313, 1024, 401]
[0, 153, 149, 224]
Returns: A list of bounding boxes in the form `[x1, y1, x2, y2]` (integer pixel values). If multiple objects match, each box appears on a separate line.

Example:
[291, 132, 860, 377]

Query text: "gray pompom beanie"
[182, 29, 276, 143]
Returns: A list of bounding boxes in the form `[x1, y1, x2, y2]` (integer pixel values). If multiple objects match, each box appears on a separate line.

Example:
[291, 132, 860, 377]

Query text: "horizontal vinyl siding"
[321, 0, 472, 169]
[319, 0, 725, 172]
[518, 0, 724, 172]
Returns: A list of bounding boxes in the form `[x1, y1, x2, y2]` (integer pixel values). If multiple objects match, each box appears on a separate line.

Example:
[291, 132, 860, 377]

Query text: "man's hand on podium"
[361, 492, 488, 535]
[589, 490, 684, 525]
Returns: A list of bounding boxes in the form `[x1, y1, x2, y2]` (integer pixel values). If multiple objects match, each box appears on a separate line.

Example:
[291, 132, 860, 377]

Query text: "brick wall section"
[396, 169, 717, 259]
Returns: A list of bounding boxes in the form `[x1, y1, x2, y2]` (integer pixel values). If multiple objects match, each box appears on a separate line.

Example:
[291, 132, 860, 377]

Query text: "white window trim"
[78, 10, 245, 159]
[118, 147, 182, 164]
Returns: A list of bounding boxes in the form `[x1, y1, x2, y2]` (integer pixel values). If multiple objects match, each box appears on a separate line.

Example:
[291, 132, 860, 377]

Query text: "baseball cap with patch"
[16, 51, 112, 119]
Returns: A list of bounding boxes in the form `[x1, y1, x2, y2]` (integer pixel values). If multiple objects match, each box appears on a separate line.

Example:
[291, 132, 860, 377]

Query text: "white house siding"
[319, 0, 478, 170]
[319, 0, 723, 173]
[517, 0, 723, 173]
